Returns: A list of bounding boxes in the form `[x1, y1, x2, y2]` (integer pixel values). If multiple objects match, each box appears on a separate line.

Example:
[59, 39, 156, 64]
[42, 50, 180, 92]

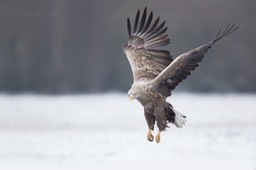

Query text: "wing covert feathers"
[151, 23, 239, 96]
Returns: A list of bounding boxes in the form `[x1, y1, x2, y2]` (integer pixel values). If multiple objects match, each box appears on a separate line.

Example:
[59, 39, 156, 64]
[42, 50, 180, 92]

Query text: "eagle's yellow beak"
[129, 94, 135, 101]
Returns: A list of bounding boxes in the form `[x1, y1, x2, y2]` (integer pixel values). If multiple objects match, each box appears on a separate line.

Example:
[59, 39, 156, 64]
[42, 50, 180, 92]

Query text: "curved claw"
[155, 131, 161, 143]
[147, 130, 154, 142]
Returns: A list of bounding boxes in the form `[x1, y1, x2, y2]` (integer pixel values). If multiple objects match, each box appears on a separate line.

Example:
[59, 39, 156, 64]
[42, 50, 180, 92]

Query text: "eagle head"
[128, 89, 136, 101]
[128, 83, 145, 101]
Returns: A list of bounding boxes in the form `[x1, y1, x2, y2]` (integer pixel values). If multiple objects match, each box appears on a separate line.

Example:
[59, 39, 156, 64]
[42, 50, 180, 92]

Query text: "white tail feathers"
[173, 108, 187, 128]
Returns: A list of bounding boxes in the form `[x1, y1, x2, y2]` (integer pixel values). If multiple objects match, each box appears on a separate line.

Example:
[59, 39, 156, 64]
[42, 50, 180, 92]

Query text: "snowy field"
[0, 93, 255, 170]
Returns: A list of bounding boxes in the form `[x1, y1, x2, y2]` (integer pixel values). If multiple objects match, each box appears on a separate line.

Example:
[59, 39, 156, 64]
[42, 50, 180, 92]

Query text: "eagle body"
[123, 7, 239, 143]
[128, 81, 176, 131]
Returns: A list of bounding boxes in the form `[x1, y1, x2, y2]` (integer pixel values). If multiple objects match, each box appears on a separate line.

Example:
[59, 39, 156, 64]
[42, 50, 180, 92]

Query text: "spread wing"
[123, 7, 172, 82]
[151, 23, 239, 96]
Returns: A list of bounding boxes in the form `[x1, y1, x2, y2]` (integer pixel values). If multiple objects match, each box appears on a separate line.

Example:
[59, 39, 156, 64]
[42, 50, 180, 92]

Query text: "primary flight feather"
[123, 7, 239, 143]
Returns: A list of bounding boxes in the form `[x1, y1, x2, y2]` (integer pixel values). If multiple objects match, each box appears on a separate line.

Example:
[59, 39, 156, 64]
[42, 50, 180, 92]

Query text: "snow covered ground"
[0, 93, 255, 170]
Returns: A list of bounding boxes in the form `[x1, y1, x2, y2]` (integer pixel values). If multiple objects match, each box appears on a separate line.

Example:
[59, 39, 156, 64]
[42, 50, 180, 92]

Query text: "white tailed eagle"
[123, 7, 239, 143]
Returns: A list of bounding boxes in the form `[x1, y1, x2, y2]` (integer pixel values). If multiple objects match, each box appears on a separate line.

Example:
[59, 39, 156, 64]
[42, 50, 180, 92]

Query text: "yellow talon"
[147, 129, 154, 142]
[155, 131, 161, 143]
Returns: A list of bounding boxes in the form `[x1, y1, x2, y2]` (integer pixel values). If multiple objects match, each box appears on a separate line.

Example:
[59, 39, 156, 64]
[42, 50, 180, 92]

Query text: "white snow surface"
[0, 93, 255, 170]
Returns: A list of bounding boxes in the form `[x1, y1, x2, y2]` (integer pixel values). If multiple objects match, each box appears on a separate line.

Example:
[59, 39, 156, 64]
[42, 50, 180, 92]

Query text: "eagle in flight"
[123, 7, 239, 143]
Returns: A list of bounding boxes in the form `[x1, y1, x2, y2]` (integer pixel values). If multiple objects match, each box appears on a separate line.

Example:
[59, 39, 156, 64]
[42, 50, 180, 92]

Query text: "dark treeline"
[0, 0, 255, 93]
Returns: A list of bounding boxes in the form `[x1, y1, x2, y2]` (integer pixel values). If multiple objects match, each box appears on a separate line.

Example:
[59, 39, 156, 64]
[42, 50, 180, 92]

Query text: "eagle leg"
[147, 129, 154, 142]
[155, 131, 161, 143]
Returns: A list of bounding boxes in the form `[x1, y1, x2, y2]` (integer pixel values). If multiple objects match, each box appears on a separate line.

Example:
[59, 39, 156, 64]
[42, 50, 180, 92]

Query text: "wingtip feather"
[127, 18, 131, 37]
[212, 22, 239, 44]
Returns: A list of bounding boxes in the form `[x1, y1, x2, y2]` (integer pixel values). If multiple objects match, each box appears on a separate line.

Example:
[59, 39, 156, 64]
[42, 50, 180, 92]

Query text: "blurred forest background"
[0, 0, 255, 93]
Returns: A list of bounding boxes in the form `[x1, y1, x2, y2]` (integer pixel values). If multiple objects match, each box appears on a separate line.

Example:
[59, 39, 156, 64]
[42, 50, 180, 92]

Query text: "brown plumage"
[123, 7, 239, 143]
